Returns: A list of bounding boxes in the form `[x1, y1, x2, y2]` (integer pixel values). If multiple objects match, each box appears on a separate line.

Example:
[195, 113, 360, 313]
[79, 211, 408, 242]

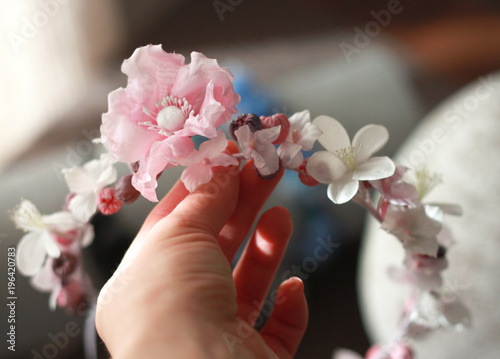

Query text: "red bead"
[98, 187, 122, 215]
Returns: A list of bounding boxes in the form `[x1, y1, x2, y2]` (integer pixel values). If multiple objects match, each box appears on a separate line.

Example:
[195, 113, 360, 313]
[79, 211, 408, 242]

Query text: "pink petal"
[327, 177, 359, 204]
[181, 163, 213, 192]
[234, 125, 253, 152]
[278, 142, 303, 169]
[121, 45, 185, 103]
[307, 151, 347, 184]
[101, 88, 162, 163]
[353, 156, 395, 181]
[199, 129, 228, 159]
[352, 124, 390, 162]
[253, 143, 279, 176]
[313, 115, 350, 153]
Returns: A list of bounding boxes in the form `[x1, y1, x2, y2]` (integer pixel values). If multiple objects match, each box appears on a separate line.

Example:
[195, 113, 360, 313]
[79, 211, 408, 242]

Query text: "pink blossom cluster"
[10, 45, 467, 356]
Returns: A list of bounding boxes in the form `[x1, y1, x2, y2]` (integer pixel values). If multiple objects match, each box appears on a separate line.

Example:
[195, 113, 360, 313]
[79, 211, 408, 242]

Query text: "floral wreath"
[10, 45, 470, 359]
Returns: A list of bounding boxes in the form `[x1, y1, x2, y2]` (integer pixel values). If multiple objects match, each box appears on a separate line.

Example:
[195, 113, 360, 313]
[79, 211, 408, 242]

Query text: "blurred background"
[1, 0, 500, 358]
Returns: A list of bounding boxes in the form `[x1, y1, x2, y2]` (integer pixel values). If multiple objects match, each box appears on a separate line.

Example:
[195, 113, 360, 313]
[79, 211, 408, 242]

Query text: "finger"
[217, 162, 284, 262]
[152, 163, 241, 239]
[137, 141, 240, 240]
[260, 277, 308, 359]
[233, 207, 292, 326]
[137, 179, 189, 240]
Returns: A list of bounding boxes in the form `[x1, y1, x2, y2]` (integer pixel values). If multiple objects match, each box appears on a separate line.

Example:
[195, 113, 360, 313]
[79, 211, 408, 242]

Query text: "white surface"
[359, 72, 500, 358]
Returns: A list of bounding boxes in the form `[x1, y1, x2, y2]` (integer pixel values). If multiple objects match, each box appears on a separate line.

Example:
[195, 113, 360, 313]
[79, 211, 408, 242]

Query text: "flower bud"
[229, 113, 262, 141]
[297, 158, 319, 186]
[114, 174, 141, 204]
[98, 187, 122, 215]
[52, 252, 78, 277]
[261, 113, 290, 145]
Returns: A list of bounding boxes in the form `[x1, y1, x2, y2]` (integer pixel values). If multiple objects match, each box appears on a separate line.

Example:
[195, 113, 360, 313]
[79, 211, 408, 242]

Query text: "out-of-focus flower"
[31, 258, 62, 310]
[101, 45, 240, 201]
[277, 110, 321, 169]
[11, 200, 80, 276]
[235, 124, 280, 178]
[63, 153, 117, 222]
[370, 165, 419, 207]
[178, 130, 238, 192]
[307, 116, 395, 204]
[382, 204, 442, 256]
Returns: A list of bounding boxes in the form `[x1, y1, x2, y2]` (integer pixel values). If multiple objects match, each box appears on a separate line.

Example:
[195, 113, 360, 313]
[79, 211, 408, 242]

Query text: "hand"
[95, 153, 308, 358]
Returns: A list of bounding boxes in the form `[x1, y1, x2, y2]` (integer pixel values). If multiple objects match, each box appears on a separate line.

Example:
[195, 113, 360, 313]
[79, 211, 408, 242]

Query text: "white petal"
[43, 211, 80, 232]
[288, 110, 322, 151]
[31, 260, 58, 292]
[313, 115, 350, 153]
[327, 178, 359, 204]
[42, 231, 61, 258]
[307, 151, 348, 184]
[17, 232, 47, 276]
[49, 282, 63, 311]
[427, 203, 463, 216]
[81, 224, 95, 247]
[68, 192, 98, 223]
[352, 124, 389, 161]
[277, 142, 303, 169]
[353, 156, 395, 181]
[63, 166, 97, 194]
[254, 126, 280, 144]
[254, 144, 280, 176]
[96, 165, 117, 189]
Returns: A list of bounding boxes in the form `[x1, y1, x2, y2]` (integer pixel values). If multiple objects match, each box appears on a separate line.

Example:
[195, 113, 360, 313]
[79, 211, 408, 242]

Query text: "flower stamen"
[335, 146, 358, 171]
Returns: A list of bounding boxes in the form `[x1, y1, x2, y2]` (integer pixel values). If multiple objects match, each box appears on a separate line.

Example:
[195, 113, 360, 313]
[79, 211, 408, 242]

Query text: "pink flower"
[277, 110, 321, 169]
[381, 204, 442, 256]
[178, 130, 238, 192]
[234, 124, 280, 177]
[101, 45, 240, 201]
[370, 166, 419, 206]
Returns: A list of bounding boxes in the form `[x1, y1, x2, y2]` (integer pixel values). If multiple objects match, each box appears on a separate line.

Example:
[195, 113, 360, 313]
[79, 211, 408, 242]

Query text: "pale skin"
[95, 144, 308, 358]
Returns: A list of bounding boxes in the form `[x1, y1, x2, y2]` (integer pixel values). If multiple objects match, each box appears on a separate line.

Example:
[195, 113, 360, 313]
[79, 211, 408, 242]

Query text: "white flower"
[63, 153, 117, 222]
[235, 125, 280, 177]
[307, 116, 395, 204]
[11, 200, 80, 276]
[277, 110, 321, 169]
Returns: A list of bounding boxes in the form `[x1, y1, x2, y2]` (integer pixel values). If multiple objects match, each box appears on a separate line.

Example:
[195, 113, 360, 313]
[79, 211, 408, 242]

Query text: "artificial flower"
[261, 113, 290, 145]
[381, 204, 442, 256]
[31, 258, 62, 310]
[307, 116, 395, 204]
[277, 110, 321, 169]
[63, 153, 117, 222]
[234, 124, 280, 177]
[11, 200, 80, 276]
[370, 165, 419, 207]
[101, 45, 240, 201]
[178, 129, 238, 192]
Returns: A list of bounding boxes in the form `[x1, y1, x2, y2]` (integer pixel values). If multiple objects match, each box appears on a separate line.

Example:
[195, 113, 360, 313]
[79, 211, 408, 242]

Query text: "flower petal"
[254, 126, 281, 144]
[287, 110, 321, 151]
[199, 129, 228, 159]
[11, 200, 44, 231]
[307, 151, 347, 184]
[333, 349, 364, 359]
[68, 192, 98, 223]
[181, 163, 213, 192]
[277, 142, 303, 170]
[63, 166, 97, 194]
[31, 259, 58, 292]
[43, 211, 80, 232]
[313, 115, 350, 153]
[234, 125, 253, 152]
[43, 231, 61, 258]
[352, 124, 389, 161]
[353, 156, 395, 181]
[17, 232, 47, 276]
[327, 177, 359, 204]
[81, 224, 95, 248]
